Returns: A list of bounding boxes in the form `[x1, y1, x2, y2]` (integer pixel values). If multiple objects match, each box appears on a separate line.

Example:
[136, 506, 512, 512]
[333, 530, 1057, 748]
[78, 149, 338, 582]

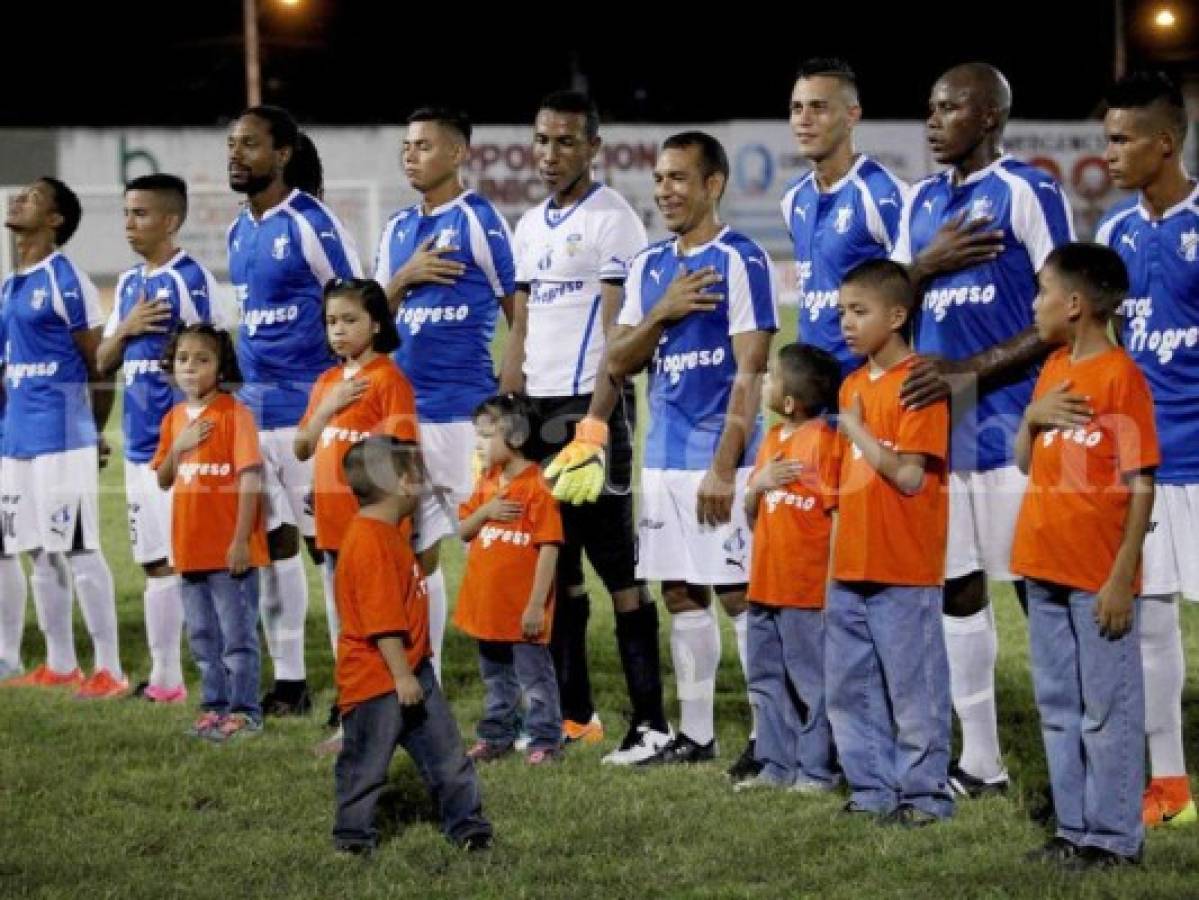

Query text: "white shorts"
[411, 421, 475, 554]
[124, 460, 172, 565]
[259, 427, 314, 537]
[636, 467, 753, 586]
[0, 447, 102, 553]
[945, 466, 1027, 581]
[1142, 484, 1199, 600]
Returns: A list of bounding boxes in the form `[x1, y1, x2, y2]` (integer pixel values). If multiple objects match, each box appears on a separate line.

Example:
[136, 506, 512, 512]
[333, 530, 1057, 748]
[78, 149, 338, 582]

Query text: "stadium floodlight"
[1153, 6, 1177, 29]
[244, 0, 305, 106]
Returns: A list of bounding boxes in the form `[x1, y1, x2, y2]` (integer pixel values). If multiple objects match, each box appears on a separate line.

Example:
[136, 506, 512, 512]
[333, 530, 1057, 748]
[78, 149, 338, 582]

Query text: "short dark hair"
[661, 131, 730, 185]
[240, 104, 299, 151]
[160, 324, 243, 390]
[841, 258, 916, 311]
[38, 177, 81, 246]
[537, 90, 600, 140]
[125, 173, 189, 223]
[323, 277, 401, 355]
[285, 132, 324, 197]
[343, 435, 426, 504]
[776, 343, 842, 417]
[796, 57, 858, 92]
[1105, 71, 1188, 141]
[473, 393, 536, 454]
[1044, 242, 1130, 322]
[408, 107, 472, 144]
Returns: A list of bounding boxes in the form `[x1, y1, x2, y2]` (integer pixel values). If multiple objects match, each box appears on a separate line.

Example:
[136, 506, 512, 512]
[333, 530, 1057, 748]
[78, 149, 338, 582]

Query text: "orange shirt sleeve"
[151, 408, 176, 471]
[896, 398, 948, 462]
[459, 476, 489, 521]
[231, 403, 264, 474]
[378, 372, 419, 442]
[530, 482, 564, 547]
[299, 371, 330, 431]
[1113, 368, 1160, 475]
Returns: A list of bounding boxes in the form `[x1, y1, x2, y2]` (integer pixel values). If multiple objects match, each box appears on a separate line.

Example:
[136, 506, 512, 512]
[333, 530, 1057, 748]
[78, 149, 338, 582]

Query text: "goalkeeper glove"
[545, 416, 609, 505]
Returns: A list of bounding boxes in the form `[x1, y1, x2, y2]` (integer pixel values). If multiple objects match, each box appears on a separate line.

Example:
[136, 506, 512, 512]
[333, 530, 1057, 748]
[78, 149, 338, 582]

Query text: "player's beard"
[230, 171, 276, 196]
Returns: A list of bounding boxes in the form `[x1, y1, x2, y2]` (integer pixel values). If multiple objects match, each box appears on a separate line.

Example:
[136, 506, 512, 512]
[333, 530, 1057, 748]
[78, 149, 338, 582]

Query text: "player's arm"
[458, 492, 521, 542]
[96, 295, 173, 376]
[521, 543, 560, 640]
[376, 635, 423, 705]
[607, 267, 724, 376]
[498, 287, 529, 393]
[901, 326, 1052, 410]
[697, 329, 771, 526]
[293, 379, 368, 461]
[906, 211, 1005, 288]
[583, 282, 628, 422]
[1015, 380, 1093, 474]
[227, 465, 263, 576]
[839, 394, 928, 496]
[72, 327, 116, 437]
[1096, 468, 1155, 638]
[744, 451, 804, 527]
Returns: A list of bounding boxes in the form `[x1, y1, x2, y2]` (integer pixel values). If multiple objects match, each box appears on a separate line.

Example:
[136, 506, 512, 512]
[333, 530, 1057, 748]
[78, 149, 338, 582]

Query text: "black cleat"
[1061, 844, 1142, 871]
[726, 738, 763, 781]
[635, 733, 717, 766]
[948, 761, 1010, 799]
[1024, 836, 1080, 865]
[878, 804, 941, 829]
[262, 684, 313, 717]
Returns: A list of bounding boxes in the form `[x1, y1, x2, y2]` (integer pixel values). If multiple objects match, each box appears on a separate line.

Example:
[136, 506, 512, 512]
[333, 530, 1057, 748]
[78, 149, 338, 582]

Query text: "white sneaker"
[514, 729, 532, 752]
[601, 723, 673, 765]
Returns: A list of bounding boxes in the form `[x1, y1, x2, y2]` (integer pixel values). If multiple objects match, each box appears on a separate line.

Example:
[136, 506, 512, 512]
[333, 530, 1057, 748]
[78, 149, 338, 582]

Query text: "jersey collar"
[1137, 178, 1199, 222]
[673, 225, 730, 258]
[813, 154, 868, 195]
[423, 189, 471, 218]
[142, 249, 186, 279]
[14, 249, 60, 277]
[544, 182, 603, 229]
[949, 153, 1013, 188]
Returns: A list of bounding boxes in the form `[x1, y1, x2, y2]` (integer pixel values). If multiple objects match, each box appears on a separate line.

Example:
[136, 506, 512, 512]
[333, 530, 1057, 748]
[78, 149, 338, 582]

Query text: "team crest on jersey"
[1180, 229, 1199, 263]
[48, 504, 72, 538]
[272, 235, 290, 260]
[793, 204, 809, 222]
[722, 527, 747, 571]
[155, 286, 171, 300]
[30, 288, 47, 310]
[969, 195, 993, 223]
[834, 206, 853, 234]
[434, 228, 457, 250]
[566, 233, 583, 256]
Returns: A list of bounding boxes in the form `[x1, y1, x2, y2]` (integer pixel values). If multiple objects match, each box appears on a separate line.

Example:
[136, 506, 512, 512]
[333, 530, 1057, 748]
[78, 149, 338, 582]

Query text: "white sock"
[260, 555, 307, 681]
[1141, 594, 1187, 778]
[729, 610, 757, 740]
[70, 550, 121, 677]
[425, 567, 447, 683]
[30, 551, 76, 673]
[671, 607, 720, 746]
[944, 606, 1003, 779]
[144, 574, 184, 689]
[321, 557, 338, 655]
[0, 554, 27, 670]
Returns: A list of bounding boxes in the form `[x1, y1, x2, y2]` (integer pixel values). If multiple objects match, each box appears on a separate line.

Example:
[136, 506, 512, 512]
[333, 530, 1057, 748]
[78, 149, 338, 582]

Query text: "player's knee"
[715, 587, 748, 617]
[610, 585, 645, 615]
[943, 571, 987, 617]
[268, 524, 300, 560]
[142, 559, 173, 579]
[663, 582, 707, 614]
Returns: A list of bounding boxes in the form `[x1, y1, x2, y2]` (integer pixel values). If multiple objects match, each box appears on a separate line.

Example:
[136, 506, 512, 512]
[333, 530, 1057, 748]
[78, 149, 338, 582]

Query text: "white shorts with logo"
[945, 466, 1027, 582]
[0, 447, 102, 553]
[636, 467, 753, 586]
[124, 460, 173, 565]
[412, 421, 475, 554]
[1142, 484, 1199, 600]
[259, 426, 315, 537]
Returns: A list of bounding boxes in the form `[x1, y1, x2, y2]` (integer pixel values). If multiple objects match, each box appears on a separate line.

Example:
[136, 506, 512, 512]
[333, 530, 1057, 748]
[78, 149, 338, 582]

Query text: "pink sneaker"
[144, 684, 188, 705]
[525, 747, 562, 766]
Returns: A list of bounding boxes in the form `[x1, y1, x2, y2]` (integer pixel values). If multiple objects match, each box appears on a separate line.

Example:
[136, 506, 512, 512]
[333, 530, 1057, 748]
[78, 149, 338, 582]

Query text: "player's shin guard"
[671, 607, 720, 745]
[144, 574, 184, 688]
[615, 601, 666, 732]
[70, 550, 121, 677]
[260, 555, 307, 682]
[943, 605, 1003, 780]
[30, 552, 75, 673]
[1141, 595, 1187, 779]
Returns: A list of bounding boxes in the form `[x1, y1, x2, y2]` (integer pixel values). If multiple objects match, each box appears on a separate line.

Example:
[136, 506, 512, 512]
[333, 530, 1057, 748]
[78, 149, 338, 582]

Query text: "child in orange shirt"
[454, 394, 564, 765]
[332, 436, 491, 855]
[826, 260, 953, 826]
[1012, 243, 1157, 870]
[152, 325, 268, 742]
[738, 343, 841, 793]
[295, 277, 416, 748]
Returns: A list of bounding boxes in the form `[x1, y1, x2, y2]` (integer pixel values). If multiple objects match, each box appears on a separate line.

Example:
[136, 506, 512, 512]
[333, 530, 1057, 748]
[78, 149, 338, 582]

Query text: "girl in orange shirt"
[152, 325, 268, 742]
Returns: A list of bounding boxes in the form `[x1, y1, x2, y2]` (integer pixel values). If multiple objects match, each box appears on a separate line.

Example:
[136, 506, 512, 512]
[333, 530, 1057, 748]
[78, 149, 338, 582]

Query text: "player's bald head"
[937, 63, 1012, 128]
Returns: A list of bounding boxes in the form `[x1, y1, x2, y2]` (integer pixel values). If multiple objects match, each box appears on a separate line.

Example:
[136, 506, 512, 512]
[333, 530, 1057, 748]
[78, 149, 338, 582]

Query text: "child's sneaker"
[208, 712, 263, 743]
[466, 740, 513, 763]
[74, 670, 130, 700]
[2, 664, 84, 689]
[563, 713, 603, 745]
[188, 711, 224, 738]
[1143, 777, 1197, 828]
[726, 739, 763, 781]
[142, 683, 188, 705]
[525, 747, 561, 766]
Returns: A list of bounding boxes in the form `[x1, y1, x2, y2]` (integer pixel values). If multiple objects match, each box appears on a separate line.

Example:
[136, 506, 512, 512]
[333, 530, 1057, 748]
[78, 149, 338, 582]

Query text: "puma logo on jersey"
[155, 287, 172, 300]
[488, 229, 505, 239]
[1121, 234, 1138, 252]
[649, 269, 662, 284]
[319, 230, 337, 241]
[878, 195, 900, 208]
[745, 256, 766, 269]
[922, 199, 937, 215]
[793, 205, 809, 222]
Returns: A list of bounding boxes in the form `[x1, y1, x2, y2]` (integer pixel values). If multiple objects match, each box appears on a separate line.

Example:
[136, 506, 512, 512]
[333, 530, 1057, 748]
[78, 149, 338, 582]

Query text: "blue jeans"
[477, 640, 562, 751]
[747, 604, 837, 787]
[181, 570, 262, 720]
[1026, 579, 1145, 857]
[333, 662, 491, 851]
[825, 582, 954, 818]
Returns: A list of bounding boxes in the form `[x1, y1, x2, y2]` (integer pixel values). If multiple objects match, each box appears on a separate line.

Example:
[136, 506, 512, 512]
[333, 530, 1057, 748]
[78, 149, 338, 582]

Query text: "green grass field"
[2, 308, 1198, 898]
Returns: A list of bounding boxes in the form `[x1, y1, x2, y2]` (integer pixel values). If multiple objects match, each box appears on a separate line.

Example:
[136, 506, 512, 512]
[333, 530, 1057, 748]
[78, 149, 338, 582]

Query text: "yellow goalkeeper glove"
[545, 416, 609, 505]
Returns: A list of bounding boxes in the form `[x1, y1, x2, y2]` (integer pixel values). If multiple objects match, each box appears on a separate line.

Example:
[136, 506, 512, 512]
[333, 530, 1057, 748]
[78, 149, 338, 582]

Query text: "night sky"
[7, 1, 1196, 127]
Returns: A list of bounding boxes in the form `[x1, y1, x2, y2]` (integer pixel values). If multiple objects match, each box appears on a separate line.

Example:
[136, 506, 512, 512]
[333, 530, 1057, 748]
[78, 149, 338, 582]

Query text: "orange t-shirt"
[151, 393, 269, 574]
[1011, 346, 1159, 593]
[335, 515, 431, 711]
[300, 356, 419, 551]
[748, 419, 840, 608]
[833, 355, 949, 586]
[453, 463, 564, 644]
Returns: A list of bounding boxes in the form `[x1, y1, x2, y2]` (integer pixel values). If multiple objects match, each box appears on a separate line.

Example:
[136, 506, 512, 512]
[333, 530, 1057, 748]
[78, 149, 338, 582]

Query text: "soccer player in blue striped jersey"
[610, 132, 778, 767]
[892, 63, 1074, 798]
[227, 106, 364, 715]
[1098, 71, 1198, 828]
[375, 107, 516, 680]
[781, 58, 907, 375]
[97, 174, 231, 705]
[0, 178, 125, 698]
[499, 90, 668, 762]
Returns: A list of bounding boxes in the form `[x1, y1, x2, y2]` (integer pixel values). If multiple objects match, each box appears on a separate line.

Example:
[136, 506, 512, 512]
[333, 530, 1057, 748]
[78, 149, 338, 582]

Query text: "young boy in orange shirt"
[737, 343, 842, 792]
[1012, 243, 1157, 870]
[332, 436, 491, 855]
[454, 394, 564, 765]
[826, 259, 953, 826]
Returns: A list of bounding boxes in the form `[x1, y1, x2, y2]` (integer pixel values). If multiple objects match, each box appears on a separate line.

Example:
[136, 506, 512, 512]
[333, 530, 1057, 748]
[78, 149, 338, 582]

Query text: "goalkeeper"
[497, 91, 669, 764]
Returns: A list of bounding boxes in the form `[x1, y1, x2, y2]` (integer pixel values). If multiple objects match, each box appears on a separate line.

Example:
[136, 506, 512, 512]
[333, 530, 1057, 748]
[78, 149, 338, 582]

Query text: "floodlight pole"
[245, 0, 261, 107]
